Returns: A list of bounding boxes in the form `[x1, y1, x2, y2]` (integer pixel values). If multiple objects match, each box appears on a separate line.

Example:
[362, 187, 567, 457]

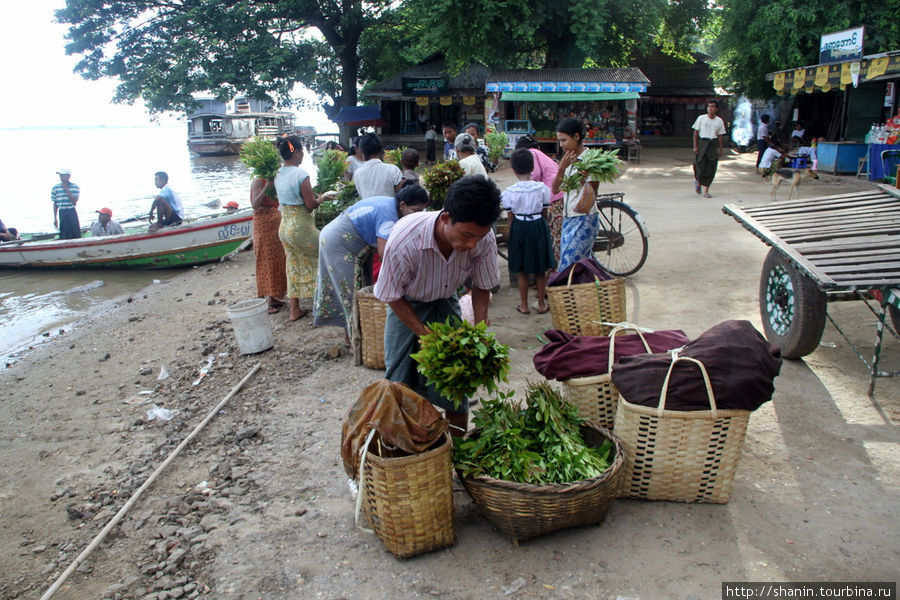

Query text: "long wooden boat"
[0, 211, 253, 269]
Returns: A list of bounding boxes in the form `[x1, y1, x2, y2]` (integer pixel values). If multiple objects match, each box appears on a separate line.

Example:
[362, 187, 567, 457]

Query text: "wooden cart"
[723, 187, 900, 397]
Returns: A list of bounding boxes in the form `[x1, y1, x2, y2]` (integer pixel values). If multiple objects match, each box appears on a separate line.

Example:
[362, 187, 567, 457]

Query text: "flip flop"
[267, 306, 281, 314]
[703, 192, 713, 198]
[515, 305, 531, 315]
[694, 179, 701, 194]
[536, 304, 550, 314]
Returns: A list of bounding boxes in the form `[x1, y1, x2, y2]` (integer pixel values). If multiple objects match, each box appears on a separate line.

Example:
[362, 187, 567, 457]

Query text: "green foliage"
[453, 382, 613, 485]
[559, 148, 623, 192]
[422, 160, 465, 210]
[314, 181, 359, 229]
[383, 147, 407, 167]
[239, 138, 281, 180]
[411, 317, 510, 410]
[314, 150, 349, 195]
[483, 125, 508, 164]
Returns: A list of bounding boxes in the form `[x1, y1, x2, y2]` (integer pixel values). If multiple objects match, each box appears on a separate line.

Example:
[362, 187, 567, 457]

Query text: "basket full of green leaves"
[240, 138, 281, 180]
[422, 160, 465, 210]
[314, 149, 349, 195]
[559, 148, 624, 192]
[454, 381, 624, 542]
[314, 180, 359, 229]
[410, 316, 510, 411]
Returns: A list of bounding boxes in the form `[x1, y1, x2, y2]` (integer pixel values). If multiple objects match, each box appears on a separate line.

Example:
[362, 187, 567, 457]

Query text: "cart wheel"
[759, 249, 826, 359]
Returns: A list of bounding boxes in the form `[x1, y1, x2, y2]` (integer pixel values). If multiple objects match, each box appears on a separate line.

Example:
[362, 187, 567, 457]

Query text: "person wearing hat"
[91, 208, 124, 237]
[454, 132, 487, 178]
[224, 201, 240, 213]
[51, 168, 81, 239]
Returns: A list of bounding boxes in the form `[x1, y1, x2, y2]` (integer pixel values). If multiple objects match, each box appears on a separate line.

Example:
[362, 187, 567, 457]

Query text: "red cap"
[225, 201, 239, 209]
[97, 208, 113, 216]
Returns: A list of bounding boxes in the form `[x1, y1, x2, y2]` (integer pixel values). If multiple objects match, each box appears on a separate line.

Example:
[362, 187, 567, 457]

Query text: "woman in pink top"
[516, 135, 564, 266]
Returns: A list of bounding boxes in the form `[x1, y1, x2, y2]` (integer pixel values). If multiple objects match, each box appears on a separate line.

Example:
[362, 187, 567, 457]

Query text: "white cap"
[57, 168, 71, 175]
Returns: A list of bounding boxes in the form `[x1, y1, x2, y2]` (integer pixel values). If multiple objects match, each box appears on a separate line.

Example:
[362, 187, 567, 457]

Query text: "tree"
[405, 0, 709, 70]
[715, 0, 900, 98]
[56, 0, 401, 135]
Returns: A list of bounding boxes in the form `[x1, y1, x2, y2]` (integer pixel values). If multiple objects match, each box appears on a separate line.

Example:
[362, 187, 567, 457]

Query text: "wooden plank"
[776, 220, 900, 239]
[741, 191, 892, 215]
[746, 197, 899, 220]
[810, 247, 900, 263]
[821, 261, 900, 275]
[792, 235, 900, 252]
[771, 216, 900, 235]
[781, 229, 900, 246]
[828, 276, 900, 287]
[752, 205, 900, 228]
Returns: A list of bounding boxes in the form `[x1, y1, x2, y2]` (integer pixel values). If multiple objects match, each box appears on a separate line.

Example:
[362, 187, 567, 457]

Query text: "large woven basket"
[547, 269, 626, 337]
[360, 432, 456, 558]
[614, 355, 750, 504]
[355, 286, 387, 370]
[563, 325, 652, 430]
[459, 423, 624, 543]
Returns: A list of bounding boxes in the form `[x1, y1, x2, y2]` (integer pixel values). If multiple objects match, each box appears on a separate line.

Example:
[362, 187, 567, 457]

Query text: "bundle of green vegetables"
[454, 381, 612, 485]
[383, 146, 407, 167]
[559, 148, 623, 192]
[239, 138, 281, 180]
[314, 149, 349, 195]
[314, 180, 359, 229]
[411, 316, 510, 410]
[484, 124, 508, 164]
[422, 160, 465, 210]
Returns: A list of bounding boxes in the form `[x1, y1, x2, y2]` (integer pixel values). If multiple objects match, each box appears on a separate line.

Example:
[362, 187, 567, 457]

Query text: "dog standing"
[770, 167, 819, 201]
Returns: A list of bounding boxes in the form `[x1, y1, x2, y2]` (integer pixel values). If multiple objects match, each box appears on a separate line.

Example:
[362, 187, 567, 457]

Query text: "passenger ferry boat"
[187, 97, 296, 156]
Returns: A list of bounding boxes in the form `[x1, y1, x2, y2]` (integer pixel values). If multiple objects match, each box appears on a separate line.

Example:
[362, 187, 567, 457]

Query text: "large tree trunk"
[337, 43, 359, 148]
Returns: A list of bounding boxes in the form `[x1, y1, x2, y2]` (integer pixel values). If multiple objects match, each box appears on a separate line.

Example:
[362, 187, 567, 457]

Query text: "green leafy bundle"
[484, 124, 508, 164]
[411, 317, 510, 409]
[314, 149, 349, 194]
[422, 160, 465, 210]
[314, 181, 358, 229]
[454, 381, 612, 485]
[383, 146, 407, 167]
[559, 148, 624, 192]
[239, 138, 281, 180]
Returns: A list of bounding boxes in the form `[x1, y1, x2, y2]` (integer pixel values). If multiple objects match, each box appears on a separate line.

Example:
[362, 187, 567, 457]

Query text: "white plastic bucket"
[227, 298, 274, 354]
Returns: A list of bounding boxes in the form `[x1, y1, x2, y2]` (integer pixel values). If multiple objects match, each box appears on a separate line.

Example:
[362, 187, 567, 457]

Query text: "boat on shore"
[187, 97, 296, 156]
[0, 211, 253, 269]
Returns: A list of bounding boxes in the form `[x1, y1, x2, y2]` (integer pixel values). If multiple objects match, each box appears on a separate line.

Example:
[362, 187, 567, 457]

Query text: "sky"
[0, 0, 334, 131]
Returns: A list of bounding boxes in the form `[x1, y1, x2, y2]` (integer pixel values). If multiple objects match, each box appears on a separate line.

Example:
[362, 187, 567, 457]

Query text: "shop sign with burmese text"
[819, 27, 864, 64]
[402, 77, 449, 96]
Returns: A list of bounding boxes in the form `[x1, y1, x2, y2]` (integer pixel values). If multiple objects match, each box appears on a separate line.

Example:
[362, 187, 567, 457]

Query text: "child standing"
[501, 149, 556, 314]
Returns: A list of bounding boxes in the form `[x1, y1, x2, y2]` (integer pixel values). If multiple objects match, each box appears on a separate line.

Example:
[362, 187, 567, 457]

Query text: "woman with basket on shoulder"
[552, 118, 600, 273]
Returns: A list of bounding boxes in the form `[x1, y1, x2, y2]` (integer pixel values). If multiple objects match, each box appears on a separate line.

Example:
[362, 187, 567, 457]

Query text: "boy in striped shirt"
[374, 176, 502, 435]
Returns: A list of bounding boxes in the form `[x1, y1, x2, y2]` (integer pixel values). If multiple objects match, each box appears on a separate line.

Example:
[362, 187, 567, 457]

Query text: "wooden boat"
[0, 211, 253, 269]
[187, 97, 296, 156]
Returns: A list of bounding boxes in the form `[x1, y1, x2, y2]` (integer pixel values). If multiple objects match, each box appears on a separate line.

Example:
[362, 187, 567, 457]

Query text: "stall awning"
[501, 92, 641, 102]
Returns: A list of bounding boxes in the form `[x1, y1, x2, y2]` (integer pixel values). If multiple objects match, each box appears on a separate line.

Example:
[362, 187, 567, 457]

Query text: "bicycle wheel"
[592, 200, 648, 277]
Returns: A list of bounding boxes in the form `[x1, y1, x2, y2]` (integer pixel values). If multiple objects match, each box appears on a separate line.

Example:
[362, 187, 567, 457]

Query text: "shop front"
[485, 68, 650, 157]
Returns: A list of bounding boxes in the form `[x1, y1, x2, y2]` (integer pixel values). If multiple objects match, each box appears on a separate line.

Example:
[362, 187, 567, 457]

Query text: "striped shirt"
[51, 182, 80, 209]
[374, 211, 500, 303]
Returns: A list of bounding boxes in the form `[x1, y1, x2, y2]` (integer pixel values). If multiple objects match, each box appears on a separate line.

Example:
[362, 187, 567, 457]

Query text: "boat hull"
[0, 212, 254, 269]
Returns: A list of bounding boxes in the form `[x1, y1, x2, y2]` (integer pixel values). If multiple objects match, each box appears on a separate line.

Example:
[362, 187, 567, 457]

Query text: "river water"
[0, 125, 319, 363]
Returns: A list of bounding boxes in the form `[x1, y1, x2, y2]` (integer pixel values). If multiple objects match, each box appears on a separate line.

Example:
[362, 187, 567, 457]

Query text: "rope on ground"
[40, 362, 262, 600]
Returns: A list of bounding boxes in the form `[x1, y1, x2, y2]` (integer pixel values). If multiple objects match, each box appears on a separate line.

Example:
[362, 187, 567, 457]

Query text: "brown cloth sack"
[341, 380, 449, 478]
[610, 320, 782, 412]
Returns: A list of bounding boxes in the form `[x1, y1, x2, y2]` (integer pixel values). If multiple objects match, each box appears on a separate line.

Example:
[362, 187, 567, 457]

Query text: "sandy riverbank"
[2, 148, 897, 600]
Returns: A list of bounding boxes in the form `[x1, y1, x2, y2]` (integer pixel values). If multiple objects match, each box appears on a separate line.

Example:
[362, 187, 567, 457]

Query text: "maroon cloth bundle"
[547, 257, 613, 286]
[533, 328, 691, 381]
[610, 320, 782, 412]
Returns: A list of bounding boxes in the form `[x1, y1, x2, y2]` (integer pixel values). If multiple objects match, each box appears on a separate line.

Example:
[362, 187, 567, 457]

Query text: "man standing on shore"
[374, 176, 501, 436]
[691, 100, 727, 198]
[52, 168, 81, 239]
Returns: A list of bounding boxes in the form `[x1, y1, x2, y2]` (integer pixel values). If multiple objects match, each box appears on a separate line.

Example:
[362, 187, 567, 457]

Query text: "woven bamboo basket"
[563, 325, 652, 430]
[360, 432, 456, 558]
[459, 423, 624, 543]
[614, 355, 750, 504]
[547, 268, 626, 337]
[355, 286, 387, 370]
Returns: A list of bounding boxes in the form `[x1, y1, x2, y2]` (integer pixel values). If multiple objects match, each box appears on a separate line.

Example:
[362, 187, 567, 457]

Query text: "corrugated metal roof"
[487, 68, 650, 84]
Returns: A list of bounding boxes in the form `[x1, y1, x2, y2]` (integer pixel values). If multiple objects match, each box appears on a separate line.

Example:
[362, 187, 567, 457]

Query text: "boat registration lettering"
[217, 223, 251, 240]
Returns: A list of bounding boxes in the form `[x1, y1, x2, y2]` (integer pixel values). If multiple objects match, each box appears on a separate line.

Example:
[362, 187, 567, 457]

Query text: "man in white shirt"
[756, 114, 771, 167]
[352, 133, 404, 199]
[691, 100, 727, 198]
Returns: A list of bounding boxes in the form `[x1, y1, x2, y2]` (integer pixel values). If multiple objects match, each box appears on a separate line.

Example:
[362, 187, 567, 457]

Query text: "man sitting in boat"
[91, 208, 124, 237]
[224, 201, 240, 213]
[0, 218, 18, 241]
[149, 171, 185, 232]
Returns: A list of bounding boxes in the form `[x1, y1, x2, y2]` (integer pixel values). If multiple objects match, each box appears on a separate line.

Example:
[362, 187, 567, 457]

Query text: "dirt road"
[1, 147, 897, 600]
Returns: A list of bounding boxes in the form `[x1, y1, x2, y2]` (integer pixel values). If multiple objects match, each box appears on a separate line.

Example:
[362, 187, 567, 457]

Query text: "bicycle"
[591, 192, 650, 277]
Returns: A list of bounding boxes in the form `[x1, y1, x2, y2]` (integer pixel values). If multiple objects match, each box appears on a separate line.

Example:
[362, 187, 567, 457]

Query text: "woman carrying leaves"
[552, 118, 600, 273]
[274, 135, 328, 321]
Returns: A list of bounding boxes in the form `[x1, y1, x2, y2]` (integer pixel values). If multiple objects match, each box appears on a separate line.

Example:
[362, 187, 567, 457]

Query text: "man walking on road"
[692, 100, 727, 198]
[52, 168, 81, 239]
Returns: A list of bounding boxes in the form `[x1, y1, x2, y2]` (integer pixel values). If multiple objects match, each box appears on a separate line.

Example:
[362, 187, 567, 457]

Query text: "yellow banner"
[774, 72, 785, 91]
[439, 96, 452, 106]
[792, 68, 806, 90]
[867, 56, 889, 79]
[815, 66, 829, 87]
[415, 96, 429, 106]
[462, 96, 476, 106]
[841, 62, 853, 85]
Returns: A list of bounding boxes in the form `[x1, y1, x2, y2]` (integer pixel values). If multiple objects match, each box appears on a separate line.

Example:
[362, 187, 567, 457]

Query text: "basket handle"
[657, 351, 717, 418]
[565, 265, 601, 288]
[607, 323, 652, 372]
[354, 428, 378, 534]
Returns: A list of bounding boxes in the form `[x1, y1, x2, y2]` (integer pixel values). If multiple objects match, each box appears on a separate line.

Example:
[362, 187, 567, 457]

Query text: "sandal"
[536, 304, 550, 314]
[267, 305, 281, 314]
[703, 192, 713, 198]
[694, 179, 701, 194]
[515, 305, 531, 315]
